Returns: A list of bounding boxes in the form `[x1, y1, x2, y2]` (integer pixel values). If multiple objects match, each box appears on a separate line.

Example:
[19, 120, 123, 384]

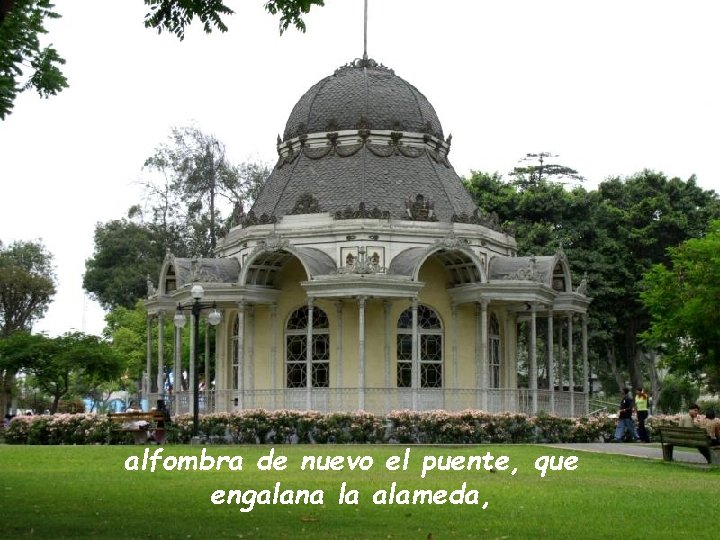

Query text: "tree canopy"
[0, 331, 123, 413]
[464, 168, 720, 398]
[641, 220, 720, 392]
[84, 126, 269, 310]
[0, 0, 67, 119]
[0, 239, 56, 414]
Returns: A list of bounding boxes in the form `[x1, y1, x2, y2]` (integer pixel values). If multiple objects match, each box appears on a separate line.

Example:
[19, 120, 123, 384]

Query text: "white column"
[478, 301, 488, 410]
[547, 309, 555, 414]
[204, 320, 210, 413]
[157, 312, 165, 398]
[236, 301, 246, 410]
[173, 324, 182, 416]
[306, 297, 314, 410]
[568, 313, 575, 417]
[582, 313, 589, 415]
[383, 300, 392, 413]
[213, 318, 221, 412]
[247, 306, 255, 404]
[451, 303, 459, 395]
[334, 301, 344, 389]
[411, 298, 419, 410]
[358, 296, 367, 411]
[529, 304, 538, 415]
[146, 315, 153, 399]
[270, 304, 278, 409]
[188, 311, 195, 416]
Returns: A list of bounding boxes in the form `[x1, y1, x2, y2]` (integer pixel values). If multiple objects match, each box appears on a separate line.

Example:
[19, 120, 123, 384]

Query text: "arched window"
[397, 305, 443, 388]
[488, 313, 501, 388]
[285, 306, 330, 388]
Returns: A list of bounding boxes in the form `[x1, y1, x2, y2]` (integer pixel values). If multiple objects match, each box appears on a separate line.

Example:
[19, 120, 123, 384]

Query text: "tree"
[84, 128, 268, 311]
[143, 126, 270, 256]
[0, 239, 56, 413]
[0, 331, 123, 413]
[641, 220, 720, 392]
[0, 0, 67, 120]
[144, 0, 325, 38]
[463, 168, 720, 400]
[1, 0, 324, 119]
[83, 218, 169, 310]
[509, 152, 585, 188]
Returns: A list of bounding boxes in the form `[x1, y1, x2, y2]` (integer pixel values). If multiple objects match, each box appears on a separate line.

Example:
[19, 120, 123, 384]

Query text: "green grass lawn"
[1, 444, 718, 539]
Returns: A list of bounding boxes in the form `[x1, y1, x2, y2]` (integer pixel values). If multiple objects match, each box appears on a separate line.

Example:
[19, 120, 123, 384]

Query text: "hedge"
[3, 409, 684, 445]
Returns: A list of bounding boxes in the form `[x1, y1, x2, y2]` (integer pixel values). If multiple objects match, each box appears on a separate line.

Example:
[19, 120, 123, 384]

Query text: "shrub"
[3, 409, 621, 445]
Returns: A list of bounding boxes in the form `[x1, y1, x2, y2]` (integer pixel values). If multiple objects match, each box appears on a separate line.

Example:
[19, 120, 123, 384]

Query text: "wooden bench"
[108, 411, 168, 444]
[658, 426, 720, 464]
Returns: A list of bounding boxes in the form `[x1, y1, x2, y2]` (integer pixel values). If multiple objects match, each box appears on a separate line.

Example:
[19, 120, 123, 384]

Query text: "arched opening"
[397, 304, 443, 388]
[285, 306, 330, 388]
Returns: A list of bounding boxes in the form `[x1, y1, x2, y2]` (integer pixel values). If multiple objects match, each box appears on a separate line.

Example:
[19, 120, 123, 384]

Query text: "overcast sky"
[1, 0, 718, 338]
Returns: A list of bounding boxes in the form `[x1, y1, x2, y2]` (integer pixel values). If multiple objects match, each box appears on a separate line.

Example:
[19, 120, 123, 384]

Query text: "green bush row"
[4, 409, 683, 445]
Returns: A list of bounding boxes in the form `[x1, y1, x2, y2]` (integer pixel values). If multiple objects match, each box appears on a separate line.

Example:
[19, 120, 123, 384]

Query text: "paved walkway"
[544, 442, 709, 464]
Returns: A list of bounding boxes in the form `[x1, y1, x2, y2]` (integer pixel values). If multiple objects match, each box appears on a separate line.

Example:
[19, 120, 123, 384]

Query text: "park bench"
[657, 426, 720, 465]
[108, 411, 168, 444]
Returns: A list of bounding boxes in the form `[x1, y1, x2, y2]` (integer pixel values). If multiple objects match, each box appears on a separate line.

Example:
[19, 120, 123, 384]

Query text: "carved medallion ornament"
[433, 233, 470, 250]
[337, 247, 386, 275]
[405, 194, 436, 221]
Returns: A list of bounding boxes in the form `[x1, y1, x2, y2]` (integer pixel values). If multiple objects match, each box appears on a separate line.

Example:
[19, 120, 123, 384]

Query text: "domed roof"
[283, 58, 444, 141]
[248, 58, 483, 225]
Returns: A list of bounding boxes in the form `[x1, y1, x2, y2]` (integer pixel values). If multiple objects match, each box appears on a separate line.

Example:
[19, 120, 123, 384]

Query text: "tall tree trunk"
[605, 345, 625, 393]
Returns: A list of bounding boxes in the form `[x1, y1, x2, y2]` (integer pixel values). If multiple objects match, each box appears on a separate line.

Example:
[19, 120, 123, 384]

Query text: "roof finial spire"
[363, 0, 368, 61]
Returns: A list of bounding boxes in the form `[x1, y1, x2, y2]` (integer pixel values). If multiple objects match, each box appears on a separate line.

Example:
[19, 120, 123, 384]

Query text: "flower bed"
[3, 409, 644, 445]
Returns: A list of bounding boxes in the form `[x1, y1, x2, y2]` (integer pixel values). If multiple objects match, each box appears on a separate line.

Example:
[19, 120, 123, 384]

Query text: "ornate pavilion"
[144, 57, 591, 417]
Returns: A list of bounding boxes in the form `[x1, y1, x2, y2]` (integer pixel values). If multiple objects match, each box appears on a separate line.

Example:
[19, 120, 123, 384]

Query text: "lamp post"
[173, 284, 222, 437]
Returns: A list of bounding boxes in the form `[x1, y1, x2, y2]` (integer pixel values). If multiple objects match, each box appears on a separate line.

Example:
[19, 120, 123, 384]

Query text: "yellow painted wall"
[218, 253, 517, 392]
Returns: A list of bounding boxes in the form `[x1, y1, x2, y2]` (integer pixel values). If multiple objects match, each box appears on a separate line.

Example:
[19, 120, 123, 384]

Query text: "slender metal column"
[358, 296, 367, 411]
[306, 297, 314, 410]
[335, 301, 344, 389]
[478, 301, 488, 410]
[582, 313, 589, 414]
[529, 304, 538, 415]
[157, 312, 165, 397]
[547, 309, 555, 414]
[146, 315, 153, 399]
[411, 298, 419, 410]
[568, 313, 575, 417]
[173, 323, 182, 415]
[270, 304, 278, 409]
[236, 301, 246, 409]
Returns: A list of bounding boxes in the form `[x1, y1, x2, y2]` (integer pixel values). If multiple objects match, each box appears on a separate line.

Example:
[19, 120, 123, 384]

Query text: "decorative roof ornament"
[290, 192, 322, 215]
[404, 194, 436, 221]
[242, 210, 278, 227]
[576, 273, 589, 295]
[146, 275, 157, 297]
[334, 202, 390, 220]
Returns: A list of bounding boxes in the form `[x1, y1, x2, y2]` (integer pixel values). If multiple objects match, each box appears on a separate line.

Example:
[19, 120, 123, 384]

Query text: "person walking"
[612, 387, 638, 442]
[635, 387, 650, 442]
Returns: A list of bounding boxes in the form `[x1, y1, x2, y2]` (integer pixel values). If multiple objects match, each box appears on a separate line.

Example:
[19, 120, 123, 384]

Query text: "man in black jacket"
[612, 388, 638, 442]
